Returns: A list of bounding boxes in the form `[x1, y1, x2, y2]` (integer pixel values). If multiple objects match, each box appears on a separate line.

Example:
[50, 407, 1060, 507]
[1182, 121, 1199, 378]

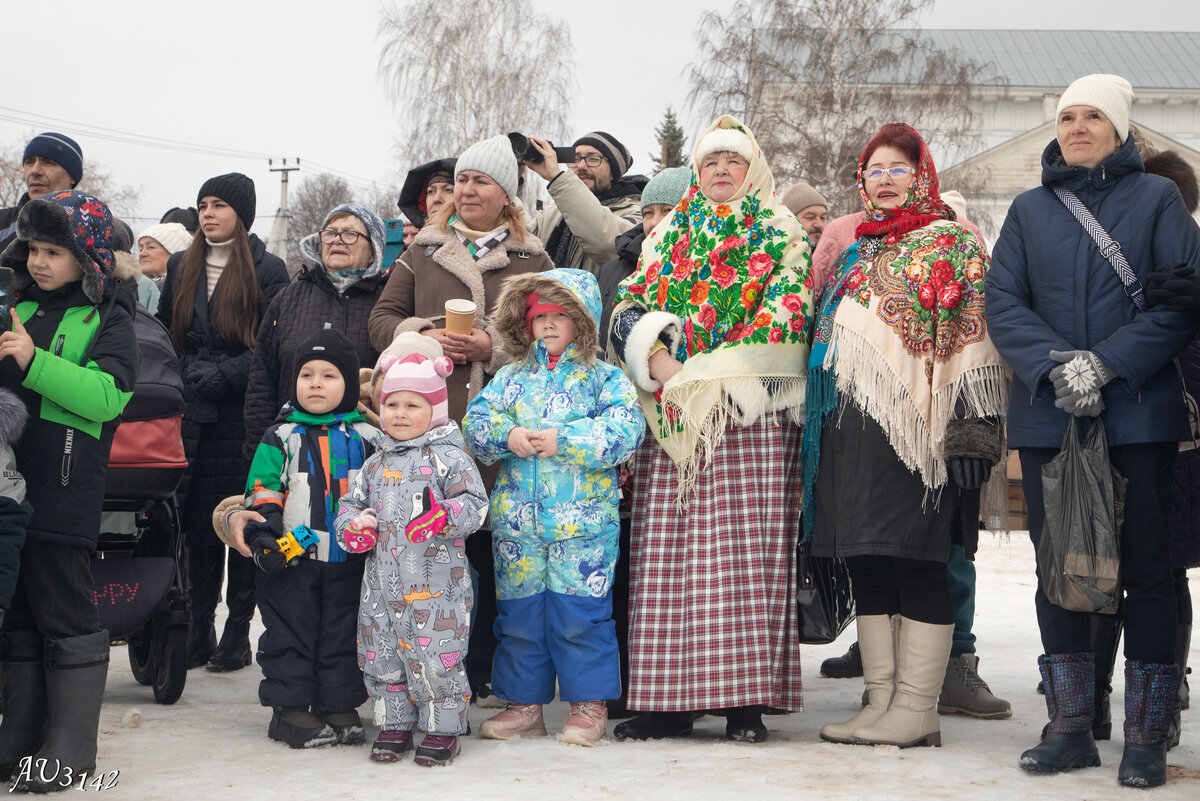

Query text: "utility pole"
[266, 158, 301, 260]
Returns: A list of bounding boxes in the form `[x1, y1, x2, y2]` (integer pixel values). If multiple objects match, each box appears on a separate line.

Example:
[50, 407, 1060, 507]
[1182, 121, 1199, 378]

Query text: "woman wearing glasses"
[156, 173, 289, 673]
[803, 123, 1009, 750]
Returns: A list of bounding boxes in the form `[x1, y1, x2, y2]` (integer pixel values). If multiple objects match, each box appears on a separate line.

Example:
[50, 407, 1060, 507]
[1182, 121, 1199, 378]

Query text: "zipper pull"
[54, 334, 66, 356]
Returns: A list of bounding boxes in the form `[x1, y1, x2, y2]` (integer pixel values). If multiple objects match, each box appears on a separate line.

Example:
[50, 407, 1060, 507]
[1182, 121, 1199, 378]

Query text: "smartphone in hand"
[0, 266, 13, 331]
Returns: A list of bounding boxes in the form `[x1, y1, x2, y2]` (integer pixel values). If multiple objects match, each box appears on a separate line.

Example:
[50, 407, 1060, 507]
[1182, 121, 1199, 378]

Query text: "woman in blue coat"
[986, 74, 1200, 788]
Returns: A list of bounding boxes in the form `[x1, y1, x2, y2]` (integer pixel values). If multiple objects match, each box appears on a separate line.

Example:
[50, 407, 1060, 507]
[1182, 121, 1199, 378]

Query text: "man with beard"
[524, 132, 647, 275]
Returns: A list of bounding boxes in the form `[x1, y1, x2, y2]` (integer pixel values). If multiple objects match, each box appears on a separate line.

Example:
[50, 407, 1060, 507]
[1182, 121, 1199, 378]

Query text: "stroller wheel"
[128, 632, 153, 686]
[151, 625, 189, 705]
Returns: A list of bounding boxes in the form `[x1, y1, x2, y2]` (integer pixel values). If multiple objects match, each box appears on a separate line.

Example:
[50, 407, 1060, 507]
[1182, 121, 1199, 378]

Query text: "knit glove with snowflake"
[1048, 349, 1115, 417]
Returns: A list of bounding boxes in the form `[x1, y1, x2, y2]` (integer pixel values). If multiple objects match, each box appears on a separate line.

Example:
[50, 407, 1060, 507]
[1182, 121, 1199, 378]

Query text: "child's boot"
[561, 701, 607, 746]
[321, 710, 365, 745]
[268, 708, 338, 749]
[370, 729, 413, 762]
[414, 734, 460, 767]
[479, 702, 547, 739]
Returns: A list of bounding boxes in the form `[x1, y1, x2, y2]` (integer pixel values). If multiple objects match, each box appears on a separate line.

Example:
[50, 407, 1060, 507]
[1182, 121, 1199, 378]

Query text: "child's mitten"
[343, 510, 378, 553]
[405, 486, 447, 543]
[250, 534, 287, 574]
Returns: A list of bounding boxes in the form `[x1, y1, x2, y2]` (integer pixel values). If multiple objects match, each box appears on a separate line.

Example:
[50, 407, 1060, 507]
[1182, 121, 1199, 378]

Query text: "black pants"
[3, 539, 100, 640]
[255, 558, 366, 712]
[464, 529, 497, 693]
[1022, 442, 1177, 663]
[846, 555, 953, 625]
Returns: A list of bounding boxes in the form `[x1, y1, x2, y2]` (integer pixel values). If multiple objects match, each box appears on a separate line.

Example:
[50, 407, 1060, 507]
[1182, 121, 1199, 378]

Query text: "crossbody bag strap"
[1051, 186, 1146, 312]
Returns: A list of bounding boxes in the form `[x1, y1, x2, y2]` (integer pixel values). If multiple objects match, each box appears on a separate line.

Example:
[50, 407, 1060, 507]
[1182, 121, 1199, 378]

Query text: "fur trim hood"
[0, 191, 115, 305]
[1144, 151, 1199, 214]
[0, 388, 28, 446]
[110, 250, 141, 283]
[491, 268, 601, 363]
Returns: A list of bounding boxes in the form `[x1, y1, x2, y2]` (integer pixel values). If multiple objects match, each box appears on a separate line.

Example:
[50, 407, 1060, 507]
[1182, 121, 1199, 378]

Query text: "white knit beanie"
[455, 135, 519, 201]
[1056, 74, 1134, 143]
[138, 222, 195, 254]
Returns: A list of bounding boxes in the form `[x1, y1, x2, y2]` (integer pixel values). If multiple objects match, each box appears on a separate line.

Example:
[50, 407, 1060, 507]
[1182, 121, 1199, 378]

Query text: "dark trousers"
[255, 558, 367, 712]
[3, 540, 100, 640]
[612, 518, 632, 694]
[1022, 442, 1178, 663]
[846, 555, 953, 625]
[464, 529, 497, 693]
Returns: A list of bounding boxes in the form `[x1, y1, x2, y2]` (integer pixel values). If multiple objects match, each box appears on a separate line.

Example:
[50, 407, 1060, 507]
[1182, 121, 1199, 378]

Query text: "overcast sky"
[3, 0, 1199, 237]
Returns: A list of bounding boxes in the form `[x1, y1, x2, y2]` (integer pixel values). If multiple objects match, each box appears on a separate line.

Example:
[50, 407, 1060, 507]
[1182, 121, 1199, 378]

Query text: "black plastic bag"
[1037, 417, 1127, 613]
[796, 541, 855, 644]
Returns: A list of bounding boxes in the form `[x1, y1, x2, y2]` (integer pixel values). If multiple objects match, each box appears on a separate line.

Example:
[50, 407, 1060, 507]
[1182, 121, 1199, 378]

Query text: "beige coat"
[530, 170, 642, 275]
[368, 225, 551, 421]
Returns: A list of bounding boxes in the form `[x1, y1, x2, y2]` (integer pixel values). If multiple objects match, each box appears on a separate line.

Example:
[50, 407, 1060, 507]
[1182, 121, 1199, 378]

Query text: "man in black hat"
[0, 132, 85, 251]
[525, 132, 647, 275]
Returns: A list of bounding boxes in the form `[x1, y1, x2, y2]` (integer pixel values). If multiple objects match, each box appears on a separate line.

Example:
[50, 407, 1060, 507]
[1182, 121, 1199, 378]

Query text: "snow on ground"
[88, 534, 1198, 800]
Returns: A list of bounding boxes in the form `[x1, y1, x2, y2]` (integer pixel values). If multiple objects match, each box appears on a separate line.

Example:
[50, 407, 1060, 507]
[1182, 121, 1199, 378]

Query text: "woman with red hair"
[803, 123, 1009, 749]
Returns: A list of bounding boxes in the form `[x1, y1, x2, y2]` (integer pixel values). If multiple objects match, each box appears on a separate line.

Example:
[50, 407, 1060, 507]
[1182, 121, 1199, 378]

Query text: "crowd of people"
[0, 70, 1197, 790]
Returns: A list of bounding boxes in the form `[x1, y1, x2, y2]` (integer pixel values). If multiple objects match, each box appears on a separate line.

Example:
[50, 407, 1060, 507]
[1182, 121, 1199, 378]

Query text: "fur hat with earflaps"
[0, 189, 115, 305]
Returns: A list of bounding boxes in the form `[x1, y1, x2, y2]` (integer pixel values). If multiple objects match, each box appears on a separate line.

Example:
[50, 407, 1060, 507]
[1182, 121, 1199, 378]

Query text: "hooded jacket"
[243, 206, 388, 460]
[987, 135, 1200, 448]
[463, 268, 645, 586]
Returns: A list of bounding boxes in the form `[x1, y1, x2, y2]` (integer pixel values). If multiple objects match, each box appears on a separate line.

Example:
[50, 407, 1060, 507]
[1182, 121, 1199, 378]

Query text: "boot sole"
[477, 724, 547, 740]
[560, 729, 605, 747]
[1018, 754, 1101, 772]
[937, 703, 1013, 719]
[851, 732, 942, 748]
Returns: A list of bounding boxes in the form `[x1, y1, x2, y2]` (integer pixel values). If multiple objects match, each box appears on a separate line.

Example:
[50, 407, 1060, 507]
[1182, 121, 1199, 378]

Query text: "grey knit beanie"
[641, 167, 692, 210]
[455, 136, 519, 201]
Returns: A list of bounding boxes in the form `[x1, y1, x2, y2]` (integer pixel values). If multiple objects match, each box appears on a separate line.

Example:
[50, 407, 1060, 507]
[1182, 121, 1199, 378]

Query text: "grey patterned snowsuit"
[335, 424, 488, 735]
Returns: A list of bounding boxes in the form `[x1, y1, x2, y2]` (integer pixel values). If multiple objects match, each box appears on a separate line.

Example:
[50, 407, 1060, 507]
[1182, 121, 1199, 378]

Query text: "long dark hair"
[169, 219, 264, 350]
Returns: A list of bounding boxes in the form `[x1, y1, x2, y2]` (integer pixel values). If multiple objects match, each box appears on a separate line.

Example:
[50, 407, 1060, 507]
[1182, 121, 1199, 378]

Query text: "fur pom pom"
[375, 353, 400, 375]
[433, 356, 454, 378]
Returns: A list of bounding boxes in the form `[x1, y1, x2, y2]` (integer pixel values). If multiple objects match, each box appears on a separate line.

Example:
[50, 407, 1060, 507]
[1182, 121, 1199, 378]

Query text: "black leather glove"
[250, 533, 286, 574]
[1146, 264, 1200, 311]
[950, 457, 992, 490]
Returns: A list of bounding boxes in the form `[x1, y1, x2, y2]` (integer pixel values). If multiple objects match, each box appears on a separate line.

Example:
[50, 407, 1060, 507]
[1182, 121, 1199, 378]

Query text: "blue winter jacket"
[987, 135, 1200, 448]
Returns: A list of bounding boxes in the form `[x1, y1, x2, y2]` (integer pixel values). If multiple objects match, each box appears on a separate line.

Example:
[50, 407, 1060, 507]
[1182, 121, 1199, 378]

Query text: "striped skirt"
[626, 413, 804, 712]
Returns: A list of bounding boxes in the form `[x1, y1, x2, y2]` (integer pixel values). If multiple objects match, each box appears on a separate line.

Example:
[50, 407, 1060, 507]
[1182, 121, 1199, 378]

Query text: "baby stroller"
[92, 303, 190, 704]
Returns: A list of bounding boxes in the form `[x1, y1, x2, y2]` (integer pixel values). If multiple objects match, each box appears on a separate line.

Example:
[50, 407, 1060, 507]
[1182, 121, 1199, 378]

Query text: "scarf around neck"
[450, 215, 509, 260]
[613, 115, 814, 495]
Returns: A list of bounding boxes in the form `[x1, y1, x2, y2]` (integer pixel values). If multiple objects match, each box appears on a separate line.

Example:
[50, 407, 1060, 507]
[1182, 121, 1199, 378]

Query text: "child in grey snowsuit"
[335, 349, 488, 767]
[0, 388, 32, 627]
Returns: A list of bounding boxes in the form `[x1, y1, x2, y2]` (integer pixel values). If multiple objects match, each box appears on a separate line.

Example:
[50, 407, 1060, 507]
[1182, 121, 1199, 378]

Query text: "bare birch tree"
[377, 0, 576, 165]
[686, 0, 997, 214]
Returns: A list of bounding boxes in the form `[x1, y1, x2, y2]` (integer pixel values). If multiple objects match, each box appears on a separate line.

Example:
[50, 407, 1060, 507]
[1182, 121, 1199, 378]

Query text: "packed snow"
[84, 534, 1198, 800]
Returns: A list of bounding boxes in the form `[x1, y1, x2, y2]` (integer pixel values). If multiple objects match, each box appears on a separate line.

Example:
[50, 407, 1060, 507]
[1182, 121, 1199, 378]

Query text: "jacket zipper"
[54, 334, 65, 356]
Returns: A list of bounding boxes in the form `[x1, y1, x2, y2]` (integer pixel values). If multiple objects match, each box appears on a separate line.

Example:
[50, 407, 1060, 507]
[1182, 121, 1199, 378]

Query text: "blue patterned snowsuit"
[334, 424, 488, 735]
[464, 268, 645, 703]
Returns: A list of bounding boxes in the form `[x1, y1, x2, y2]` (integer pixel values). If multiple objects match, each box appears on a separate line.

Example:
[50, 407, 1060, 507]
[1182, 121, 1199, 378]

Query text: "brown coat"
[368, 225, 551, 422]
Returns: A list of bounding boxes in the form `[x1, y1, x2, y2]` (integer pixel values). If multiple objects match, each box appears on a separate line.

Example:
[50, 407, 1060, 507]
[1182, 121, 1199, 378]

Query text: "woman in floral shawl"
[804, 123, 1009, 750]
[608, 115, 814, 743]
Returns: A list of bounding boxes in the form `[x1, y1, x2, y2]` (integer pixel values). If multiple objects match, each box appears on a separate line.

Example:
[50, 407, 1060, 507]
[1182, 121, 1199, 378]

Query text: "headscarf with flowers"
[801, 123, 1009, 535]
[613, 115, 814, 495]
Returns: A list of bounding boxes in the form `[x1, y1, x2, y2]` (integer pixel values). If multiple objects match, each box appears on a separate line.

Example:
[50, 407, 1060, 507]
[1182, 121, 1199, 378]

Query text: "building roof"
[763, 29, 1200, 90]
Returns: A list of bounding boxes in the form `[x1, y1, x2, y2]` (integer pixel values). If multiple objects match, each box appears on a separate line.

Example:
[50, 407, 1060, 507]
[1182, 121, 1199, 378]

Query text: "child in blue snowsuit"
[243, 325, 381, 749]
[336, 349, 488, 767]
[464, 268, 645, 746]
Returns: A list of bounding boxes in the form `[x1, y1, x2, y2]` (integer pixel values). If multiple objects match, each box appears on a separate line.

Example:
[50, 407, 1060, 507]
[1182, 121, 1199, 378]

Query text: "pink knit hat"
[379, 352, 454, 428]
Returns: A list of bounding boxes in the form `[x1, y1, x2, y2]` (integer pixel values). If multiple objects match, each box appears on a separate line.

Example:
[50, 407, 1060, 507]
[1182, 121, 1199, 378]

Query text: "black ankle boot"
[612, 711, 694, 741]
[820, 641, 863, 678]
[1019, 653, 1101, 773]
[725, 705, 768, 742]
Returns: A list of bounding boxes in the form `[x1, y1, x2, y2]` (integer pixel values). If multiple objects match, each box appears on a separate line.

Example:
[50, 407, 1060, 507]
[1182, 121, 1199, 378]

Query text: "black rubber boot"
[0, 631, 47, 781]
[12, 631, 109, 793]
[725, 705, 768, 742]
[186, 546, 222, 669]
[320, 710, 365, 746]
[1019, 653, 1101, 773]
[613, 711, 695, 741]
[1089, 613, 1122, 740]
[820, 641, 863, 678]
[206, 551, 254, 672]
[1118, 661, 1179, 788]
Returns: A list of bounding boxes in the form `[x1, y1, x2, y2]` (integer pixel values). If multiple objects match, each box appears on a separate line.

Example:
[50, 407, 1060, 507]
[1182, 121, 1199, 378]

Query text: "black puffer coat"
[595, 225, 644, 349]
[157, 234, 289, 544]
[243, 264, 384, 461]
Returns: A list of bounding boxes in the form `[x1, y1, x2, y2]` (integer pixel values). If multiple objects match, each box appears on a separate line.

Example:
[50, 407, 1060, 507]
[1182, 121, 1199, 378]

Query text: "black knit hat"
[573, 132, 632, 179]
[290, 324, 360, 415]
[197, 172, 256, 231]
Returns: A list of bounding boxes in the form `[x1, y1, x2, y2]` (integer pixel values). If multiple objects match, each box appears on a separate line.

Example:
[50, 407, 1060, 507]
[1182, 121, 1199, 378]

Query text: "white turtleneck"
[205, 238, 233, 299]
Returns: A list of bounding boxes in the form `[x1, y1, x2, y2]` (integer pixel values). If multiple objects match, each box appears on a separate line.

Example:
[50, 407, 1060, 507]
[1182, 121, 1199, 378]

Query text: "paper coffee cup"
[444, 299, 477, 334]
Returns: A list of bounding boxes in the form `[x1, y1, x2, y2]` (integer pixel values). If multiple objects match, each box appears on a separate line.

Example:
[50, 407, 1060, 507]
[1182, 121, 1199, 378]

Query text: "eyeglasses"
[864, 166, 914, 182]
[319, 229, 365, 245]
[572, 153, 607, 168]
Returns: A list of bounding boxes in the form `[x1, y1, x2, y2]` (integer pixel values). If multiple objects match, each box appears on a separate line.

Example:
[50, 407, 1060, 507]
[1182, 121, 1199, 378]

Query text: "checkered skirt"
[626, 413, 804, 712]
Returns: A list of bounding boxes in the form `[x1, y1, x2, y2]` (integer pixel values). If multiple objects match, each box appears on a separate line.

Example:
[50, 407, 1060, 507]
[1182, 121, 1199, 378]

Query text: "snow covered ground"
[87, 534, 1198, 800]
